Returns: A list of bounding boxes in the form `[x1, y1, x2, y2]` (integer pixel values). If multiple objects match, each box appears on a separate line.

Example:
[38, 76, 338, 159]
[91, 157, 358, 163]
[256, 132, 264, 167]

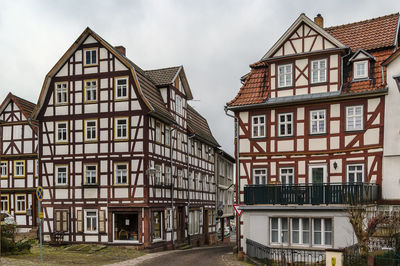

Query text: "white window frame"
[177, 132, 182, 150]
[354, 61, 368, 79]
[278, 64, 293, 88]
[84, 164, 97, 185]
[308, 164, 328, 184]
[270, 217, 289, 245]
[55, 165, 68, 186]
[155, 121, 162, 143]
[178, 169, 183, 188]
[114, 163, 128, 185]
[312, 218, 332, 246]
[347, 164, 364, 183]
[279, 167, 294, 185]
[35, 159, 39, 178]
[84, 210, 98, 233]
[311, 59, 327, 84]
[115, 77, 128, 100]
[165, 126, 170, 146]
[84, 119, 97, 142]
[166, 208, 173, 230]
[155, 164, 162, 185]
[55, 82, 68, 105]
[165, 166, 172, 186]
[253, 168, 267, 185]
[251, 115, 266, 138]
[0, 161, 7, 178]
[114, 117, 128, 140]
[15, 194, 26, 214]
[310, 109, 326, 134]
[55, 121, 68, 143]
[291, 218, 310, 246]
[176, 95, 182, 115]
[84, 79, 97, 103]
[278, 113, 293, 137]
[14, 160, 25, 177]
[83, 48, 98, 66]
[346, 105, 363, 131]
[1, 194, 9, 213]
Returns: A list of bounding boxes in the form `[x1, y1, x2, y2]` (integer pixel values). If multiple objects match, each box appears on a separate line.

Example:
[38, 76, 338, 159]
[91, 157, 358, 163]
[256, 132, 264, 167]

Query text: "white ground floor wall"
[382, 156, 400, 199]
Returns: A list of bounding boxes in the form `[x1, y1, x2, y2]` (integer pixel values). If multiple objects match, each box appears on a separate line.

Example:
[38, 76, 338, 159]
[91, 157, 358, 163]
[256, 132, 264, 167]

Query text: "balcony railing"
[244, 183, 379, 205]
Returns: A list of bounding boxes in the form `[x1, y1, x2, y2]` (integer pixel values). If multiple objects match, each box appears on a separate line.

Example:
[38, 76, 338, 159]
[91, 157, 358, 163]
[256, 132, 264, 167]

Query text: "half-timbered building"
[0, 93, 38, 232]
[226, 13, 400, 256]
[31, 28, 219, 247]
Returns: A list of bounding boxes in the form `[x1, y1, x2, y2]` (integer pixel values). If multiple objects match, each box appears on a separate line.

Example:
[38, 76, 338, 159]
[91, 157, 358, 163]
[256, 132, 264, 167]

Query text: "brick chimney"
[115, 46, 126, 56]
[314, 14, 324, 28]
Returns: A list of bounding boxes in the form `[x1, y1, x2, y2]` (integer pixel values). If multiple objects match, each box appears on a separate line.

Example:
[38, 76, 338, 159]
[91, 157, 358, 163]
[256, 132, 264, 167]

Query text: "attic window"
[354, 61, 368, 80]
[83, 48, 98, 66]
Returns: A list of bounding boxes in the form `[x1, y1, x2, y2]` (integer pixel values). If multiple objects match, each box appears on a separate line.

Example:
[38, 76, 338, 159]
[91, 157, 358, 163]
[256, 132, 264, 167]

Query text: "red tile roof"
[325, 13, 399, 51]
[0, 93, 36, 120]
[228, 13, 399, 107]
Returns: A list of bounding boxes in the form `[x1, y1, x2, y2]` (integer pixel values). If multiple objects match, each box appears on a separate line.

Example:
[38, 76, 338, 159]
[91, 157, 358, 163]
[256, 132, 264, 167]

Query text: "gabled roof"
[32, 27, 175, 123]
[0, 92, 36, 121]
[187, 104, 219, 147]
[325, 13, 399, 51]
[144, 66, 193, 100]
[348, 49, 376, 62]
[261, 13, 347, 60]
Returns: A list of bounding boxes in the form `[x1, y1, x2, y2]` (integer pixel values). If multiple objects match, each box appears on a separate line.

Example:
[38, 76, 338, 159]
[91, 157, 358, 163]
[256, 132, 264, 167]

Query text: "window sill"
[114, 139, 129, 142]
[277, 135, 294, 139]
[114, 98, 129, 102]
[352, 77, 370, 82]
[54, 103, 69, 106]
[310, 81, 328, 86]
[84, 140, 98, 143]
[83, 64, 99, 68]
[83, 184, 99, 188]
[114, 184, 129, 187]
[309, 132, 327, 137]
[250, 136, 267, 140]
[345, 129, 364, 133]
[55, 142, 69, 145]
[277, 85, 294, 90]
[55, 185, 69, 188]
[13, 176, 26, 179]
[83, 101, 98, 104]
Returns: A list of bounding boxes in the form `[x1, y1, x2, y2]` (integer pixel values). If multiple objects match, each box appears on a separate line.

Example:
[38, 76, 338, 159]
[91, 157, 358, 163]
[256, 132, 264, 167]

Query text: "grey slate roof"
[187, 104, 220, 147]
[144, 66, 181, 86]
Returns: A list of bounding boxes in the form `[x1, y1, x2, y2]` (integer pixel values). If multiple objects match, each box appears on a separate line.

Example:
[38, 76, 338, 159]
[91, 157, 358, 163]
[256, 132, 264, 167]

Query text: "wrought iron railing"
[244, 183, 379, 205]
[246, 238, 326, 265]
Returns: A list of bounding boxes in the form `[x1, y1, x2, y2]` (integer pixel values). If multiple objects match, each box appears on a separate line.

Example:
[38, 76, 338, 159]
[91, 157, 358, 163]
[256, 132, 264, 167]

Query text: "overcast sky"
[0, 0, 399, 155]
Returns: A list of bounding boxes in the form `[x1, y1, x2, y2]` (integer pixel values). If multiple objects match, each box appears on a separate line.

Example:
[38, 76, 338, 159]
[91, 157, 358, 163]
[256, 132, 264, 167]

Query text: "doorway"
[203, 209, 209, 244]
[309, 165, 327, 204]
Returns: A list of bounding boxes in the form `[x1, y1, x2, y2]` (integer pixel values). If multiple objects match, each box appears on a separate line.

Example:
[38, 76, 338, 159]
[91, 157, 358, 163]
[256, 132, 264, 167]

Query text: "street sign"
[233, 204, 243, 217]
[39, 212, 43, 219]
[36, 186, 44, 201]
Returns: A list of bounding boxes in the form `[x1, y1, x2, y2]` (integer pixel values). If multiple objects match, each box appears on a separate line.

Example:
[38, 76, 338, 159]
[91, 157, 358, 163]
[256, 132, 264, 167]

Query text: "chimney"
[115, 46, 126, 56]
[314, 14, 324, 28]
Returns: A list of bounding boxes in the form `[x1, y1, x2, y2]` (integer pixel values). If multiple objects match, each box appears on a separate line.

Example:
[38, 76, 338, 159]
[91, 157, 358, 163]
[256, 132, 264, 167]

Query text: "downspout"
[170, 126, 176, 246]
[381, 66, 385, 86]
[186, 134, 195, 245]
[224, 106, 240, 251]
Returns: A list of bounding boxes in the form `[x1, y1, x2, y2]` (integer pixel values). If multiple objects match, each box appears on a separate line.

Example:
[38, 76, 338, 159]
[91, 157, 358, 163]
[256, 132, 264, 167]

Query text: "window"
[84, 164, 97, 185]
[251, 115, 266, 138]
[354, 61, 368, 79]
[165, 126, 170, 146]
[278, 113, 293, 137]
[178, 169, 183, 188]
[346, 105, 363, 131]
[278, 64, 293, 88]
[166, 209, 173, 230]
[35, 159, 38, 178]
[291, 218, 310, 245]
[347, 164, 364, 183]
[14, 160, 25, 177]
[55, 121, 68, 143]
[253, 168, 267, 185]
[155, 164, 162, 185]
[0, 161, 8, 178]
[85, 210, 98, 233]
[165, 166, 171, 186]
[313, 218, 332, 246]
[189, 210, 200, 235]
[189, 171, 194, 189]
[54, 210, 68, 232]
[176, 95, 182, 115]
[177, 132, 182, 150]
[115, 77, 128, 99]
[55, 165, 68, 185]
[55, 82, 68, 105]
[114, 163, 128, 185]
[153, 211, 163, 240]
[85, 120, 97, 141]
[1, 195, 9, 213]
[84, 79, 97, 102]
[155, 121, 162, 143]
[15, 194, 26, 214]
[197, 142, 201, 158]
[311, 59, 327, 83]
[114, 117, 128, 140]
[270, 217, 288, 244]
[83, 48, 98, 66]
[310, 110, 326, 134]
[279, 167, 294, 185]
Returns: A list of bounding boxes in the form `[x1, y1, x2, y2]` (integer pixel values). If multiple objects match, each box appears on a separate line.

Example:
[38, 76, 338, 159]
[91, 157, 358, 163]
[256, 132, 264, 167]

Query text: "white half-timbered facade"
[0, 93, 38, 232]
[226, 13, 400, 254]
[31, 28, 219, 247]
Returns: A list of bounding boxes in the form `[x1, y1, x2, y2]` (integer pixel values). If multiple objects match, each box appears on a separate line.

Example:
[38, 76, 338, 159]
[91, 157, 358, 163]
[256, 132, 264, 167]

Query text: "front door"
[309, 165, 327, 204]
[203, 210, 209, 244]
[177, 207, 184, 242]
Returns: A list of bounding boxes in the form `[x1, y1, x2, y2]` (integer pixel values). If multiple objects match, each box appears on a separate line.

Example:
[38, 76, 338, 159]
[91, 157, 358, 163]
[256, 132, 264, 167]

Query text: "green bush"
[1, 223, 33, 254]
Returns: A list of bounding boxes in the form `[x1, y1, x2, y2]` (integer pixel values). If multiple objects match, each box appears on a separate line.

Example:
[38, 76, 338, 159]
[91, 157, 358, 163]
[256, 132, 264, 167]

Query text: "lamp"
[333, 162, 338, 170]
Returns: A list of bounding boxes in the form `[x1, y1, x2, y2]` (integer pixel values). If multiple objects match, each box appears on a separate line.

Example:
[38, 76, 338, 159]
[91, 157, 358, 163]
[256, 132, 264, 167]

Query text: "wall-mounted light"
[333, 162, 338, 170]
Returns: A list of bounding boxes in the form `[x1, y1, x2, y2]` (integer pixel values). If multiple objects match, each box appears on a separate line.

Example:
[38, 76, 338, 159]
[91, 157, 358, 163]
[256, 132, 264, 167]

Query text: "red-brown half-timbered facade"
[31, 28, 219, 247]
[226, 13, 400, 253]
[0, 93, 38, 232]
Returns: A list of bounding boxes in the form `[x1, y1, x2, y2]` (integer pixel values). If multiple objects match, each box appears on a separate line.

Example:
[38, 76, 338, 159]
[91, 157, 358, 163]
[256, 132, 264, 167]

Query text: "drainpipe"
[186, 134, 195, 245]
[170, 126, 176, 247]
[224, 106, 240, 252]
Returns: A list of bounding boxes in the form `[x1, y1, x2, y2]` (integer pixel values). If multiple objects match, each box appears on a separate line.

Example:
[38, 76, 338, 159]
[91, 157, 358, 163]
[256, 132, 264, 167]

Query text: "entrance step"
[176, 243, 192, 250]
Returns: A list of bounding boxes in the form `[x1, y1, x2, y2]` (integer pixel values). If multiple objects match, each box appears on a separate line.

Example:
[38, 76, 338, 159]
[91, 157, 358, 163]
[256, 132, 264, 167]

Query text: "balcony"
[244, 183, 379, 205]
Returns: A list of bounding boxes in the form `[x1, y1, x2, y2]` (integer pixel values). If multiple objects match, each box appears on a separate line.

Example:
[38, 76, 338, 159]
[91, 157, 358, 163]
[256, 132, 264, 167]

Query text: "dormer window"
[311, 59, 327, 83]
[278, 64, 293, 88]
[176, 95, 183, 115]
[354, 61, 368, 79]
[83, 48, 98, 66]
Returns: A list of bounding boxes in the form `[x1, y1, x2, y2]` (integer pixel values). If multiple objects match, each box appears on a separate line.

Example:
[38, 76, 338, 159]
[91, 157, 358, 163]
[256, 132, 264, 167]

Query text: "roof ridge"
[325, 12, 399, 30]
[144, 65, 182, 72]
